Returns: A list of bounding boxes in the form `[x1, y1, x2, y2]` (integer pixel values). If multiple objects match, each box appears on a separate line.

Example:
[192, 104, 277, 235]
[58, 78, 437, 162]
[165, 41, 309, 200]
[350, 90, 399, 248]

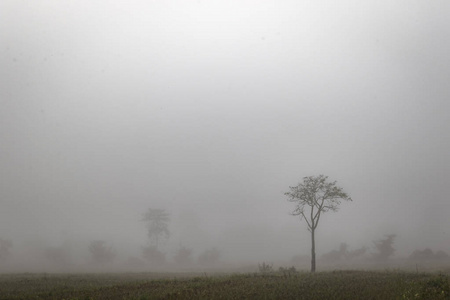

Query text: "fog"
[1, 0, 450, 272]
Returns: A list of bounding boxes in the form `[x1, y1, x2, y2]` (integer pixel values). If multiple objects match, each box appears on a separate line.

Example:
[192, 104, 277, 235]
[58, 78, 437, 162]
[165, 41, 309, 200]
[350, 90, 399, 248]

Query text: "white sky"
[1, 0, 450, 263]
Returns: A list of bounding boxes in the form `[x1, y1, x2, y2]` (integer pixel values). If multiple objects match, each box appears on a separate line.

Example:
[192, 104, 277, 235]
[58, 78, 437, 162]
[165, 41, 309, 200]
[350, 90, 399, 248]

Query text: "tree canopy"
[142, 208, 170, 249]
[285, 175, 352, 232]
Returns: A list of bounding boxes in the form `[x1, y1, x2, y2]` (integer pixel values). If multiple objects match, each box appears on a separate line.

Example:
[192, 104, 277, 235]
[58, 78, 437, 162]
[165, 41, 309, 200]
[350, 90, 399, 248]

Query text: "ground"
[0, 270, 449, 299]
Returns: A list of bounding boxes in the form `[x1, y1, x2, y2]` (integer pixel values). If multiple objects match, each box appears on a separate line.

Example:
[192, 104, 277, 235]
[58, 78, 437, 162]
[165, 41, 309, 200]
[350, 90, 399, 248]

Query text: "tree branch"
[302, 211, 312, 229]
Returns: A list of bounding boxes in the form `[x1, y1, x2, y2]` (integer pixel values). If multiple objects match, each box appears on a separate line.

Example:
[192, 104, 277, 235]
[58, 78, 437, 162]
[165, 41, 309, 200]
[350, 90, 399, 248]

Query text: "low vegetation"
[1, 270, 449, 300]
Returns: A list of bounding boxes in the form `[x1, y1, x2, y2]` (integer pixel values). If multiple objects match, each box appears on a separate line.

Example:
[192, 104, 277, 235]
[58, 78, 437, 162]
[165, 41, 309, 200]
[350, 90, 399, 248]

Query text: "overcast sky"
[1, 0, 450, 264]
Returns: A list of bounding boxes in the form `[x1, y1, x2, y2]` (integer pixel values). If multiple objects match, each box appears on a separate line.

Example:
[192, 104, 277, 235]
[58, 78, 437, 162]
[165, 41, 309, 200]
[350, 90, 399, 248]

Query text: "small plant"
[258, 262, 273, 274]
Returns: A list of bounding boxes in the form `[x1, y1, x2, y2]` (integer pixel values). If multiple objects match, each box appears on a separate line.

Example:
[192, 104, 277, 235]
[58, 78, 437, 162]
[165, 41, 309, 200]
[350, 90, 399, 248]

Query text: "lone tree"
[142, 208, 170, 250]
[285, 175, 352, 272]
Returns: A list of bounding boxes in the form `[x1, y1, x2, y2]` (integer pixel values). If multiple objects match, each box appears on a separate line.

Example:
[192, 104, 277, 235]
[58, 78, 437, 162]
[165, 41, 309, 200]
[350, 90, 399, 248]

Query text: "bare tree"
[142, 208, 170, 250]
[285, 175, 352, 272]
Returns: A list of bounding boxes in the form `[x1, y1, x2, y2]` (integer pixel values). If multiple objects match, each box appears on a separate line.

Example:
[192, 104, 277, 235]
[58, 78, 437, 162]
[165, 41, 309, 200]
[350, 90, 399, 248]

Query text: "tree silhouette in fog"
[372, 234, 396, 261]
[285, 175, 352, 272]
[141, 208, 170, 266]
[143, 208, 170, 249]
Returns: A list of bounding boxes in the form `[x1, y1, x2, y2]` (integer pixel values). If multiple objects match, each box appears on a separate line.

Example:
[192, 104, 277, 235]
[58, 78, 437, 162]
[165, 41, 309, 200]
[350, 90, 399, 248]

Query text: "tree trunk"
[311, 228, 316, 273]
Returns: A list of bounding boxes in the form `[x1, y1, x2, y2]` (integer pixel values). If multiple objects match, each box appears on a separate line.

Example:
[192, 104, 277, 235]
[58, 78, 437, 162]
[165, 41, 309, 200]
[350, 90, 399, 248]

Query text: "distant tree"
[88, 240, 115, 264]
[372, 234, 396, 261]
[0, 239, 12, 260]
[173, 245, 193, 266]
[143, 209, 170, 250]
[285, 175, 352, 272]
[198, 248, 220, 266]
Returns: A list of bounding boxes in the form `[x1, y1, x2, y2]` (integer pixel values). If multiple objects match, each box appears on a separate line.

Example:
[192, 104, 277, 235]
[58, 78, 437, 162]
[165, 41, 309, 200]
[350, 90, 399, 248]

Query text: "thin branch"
[302, 212, 312, 229]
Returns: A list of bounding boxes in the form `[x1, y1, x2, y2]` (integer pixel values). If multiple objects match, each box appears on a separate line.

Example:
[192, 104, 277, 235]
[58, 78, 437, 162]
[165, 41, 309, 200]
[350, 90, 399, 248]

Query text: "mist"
[1, 0, 450, 273]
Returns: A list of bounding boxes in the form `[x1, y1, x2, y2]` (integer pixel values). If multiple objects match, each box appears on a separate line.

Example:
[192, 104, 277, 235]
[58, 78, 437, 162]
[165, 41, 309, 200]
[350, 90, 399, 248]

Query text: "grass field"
[0, 270, 449, 300]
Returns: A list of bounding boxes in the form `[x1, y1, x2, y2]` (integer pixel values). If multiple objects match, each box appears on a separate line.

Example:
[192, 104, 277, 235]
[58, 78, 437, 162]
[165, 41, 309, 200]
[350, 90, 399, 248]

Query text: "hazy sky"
[1, 0, 450, 263]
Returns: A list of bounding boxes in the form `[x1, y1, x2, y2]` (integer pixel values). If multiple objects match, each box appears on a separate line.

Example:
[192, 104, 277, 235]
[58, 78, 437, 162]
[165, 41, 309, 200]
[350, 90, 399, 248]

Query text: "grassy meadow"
[1, 270, 449, 300]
